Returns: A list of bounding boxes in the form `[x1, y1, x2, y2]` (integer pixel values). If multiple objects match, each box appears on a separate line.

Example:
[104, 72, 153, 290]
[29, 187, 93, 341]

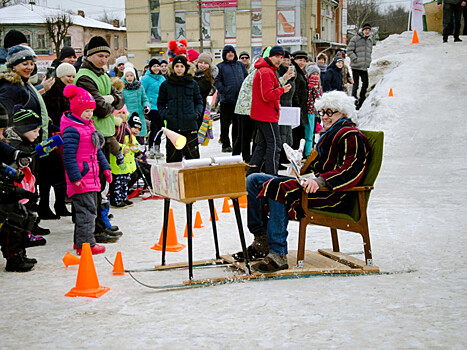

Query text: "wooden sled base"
[149, 249, 379, 289]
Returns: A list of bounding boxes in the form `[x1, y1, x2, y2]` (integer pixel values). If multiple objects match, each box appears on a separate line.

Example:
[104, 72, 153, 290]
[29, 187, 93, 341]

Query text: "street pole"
[198, 0, 204, 52]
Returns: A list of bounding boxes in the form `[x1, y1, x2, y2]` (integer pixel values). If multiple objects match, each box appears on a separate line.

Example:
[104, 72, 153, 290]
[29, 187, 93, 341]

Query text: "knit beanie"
[63, 85, 96, 118]
[306, 64, 321, 76]
[148, 58, 160, 68]
[172, 55, 189, 69]
[59, 46, 76, 60]
[56, 62, 76, 78]
[238, 51, 250, 59]
[128, 113, 142, 129]
[269, 45, 285, 57]
[12, 105, 42, 133]
[3, 30, 28, 49]
[283, 50, 291, 59]
[333, 56, 344, 63]
[197, 52, 212, 65]
[160, 59, 168, 66]
[123, 63, 136, 79]
[362, 23, 372, 30]
[6, 45, 37, 68]
[113, 105, 128, 118]
[0, 103, 8, 128]
[187, 49, 200, 63]
[115, 55, 128, 66]
[86, 36, 110, 57]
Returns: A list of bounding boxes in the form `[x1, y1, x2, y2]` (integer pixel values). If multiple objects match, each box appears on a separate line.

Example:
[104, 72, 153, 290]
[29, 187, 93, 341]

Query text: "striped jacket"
[260, 119, 370, 219]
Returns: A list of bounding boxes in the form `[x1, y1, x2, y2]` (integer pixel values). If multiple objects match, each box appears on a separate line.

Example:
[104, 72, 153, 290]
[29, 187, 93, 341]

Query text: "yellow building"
[125, 0, 346, 68]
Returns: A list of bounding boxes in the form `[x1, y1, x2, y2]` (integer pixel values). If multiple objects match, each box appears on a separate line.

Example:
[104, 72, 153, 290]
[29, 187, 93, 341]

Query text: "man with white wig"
[233, 91, 371, 273]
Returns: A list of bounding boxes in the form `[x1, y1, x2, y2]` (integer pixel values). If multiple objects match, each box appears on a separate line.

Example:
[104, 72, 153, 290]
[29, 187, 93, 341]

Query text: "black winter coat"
[291, 61, 309, 124]
[43, 78, 70, 134]
[277, 65, 295, 107]
[323, 61, 344, 93]
[157, 74, 203, 132]
[214, 45, 248, 104]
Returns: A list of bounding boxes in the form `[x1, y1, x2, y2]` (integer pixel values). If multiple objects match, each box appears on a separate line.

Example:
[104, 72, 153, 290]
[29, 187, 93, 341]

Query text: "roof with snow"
[0, 4, 125, 31]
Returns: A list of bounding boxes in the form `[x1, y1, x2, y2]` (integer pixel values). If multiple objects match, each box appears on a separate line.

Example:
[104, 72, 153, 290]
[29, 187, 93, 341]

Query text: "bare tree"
[45, 13, 73, 58]
[98, 10, 121, 25]
[347, 0, 380, 31]
[1, 0, 23, 7]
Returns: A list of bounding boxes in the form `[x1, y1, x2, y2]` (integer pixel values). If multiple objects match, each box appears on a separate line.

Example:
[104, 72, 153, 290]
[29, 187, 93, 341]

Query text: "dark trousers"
[248, 121, 281, 176]
[166, 130, 200, 163]
[72, 192, 97, 249]
[464, 6, 467, 35]
[443, 3, 463, 40]
[351, 69, 369, 108]
[233, 114, 254, 162]
[219, 103, 238, 148]
[147, 110, 164, 148]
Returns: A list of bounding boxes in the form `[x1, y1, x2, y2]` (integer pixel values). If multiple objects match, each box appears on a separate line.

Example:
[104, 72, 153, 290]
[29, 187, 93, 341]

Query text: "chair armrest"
[303, 185, 374, 193]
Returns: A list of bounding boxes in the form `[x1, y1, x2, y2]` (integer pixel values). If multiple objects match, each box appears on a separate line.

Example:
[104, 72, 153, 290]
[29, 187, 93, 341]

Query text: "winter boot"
[6, 253, 35, 272]
[21, 250, 37, 264]
[232, 234, 269, 262]
[251, 252, 289, 273]
[76, 244, 106, 255]
[25, 232, 46, 248]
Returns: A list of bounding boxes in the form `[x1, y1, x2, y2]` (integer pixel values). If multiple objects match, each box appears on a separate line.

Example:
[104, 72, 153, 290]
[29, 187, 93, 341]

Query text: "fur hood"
[167, 61, 195, 76]
[0, 69, 25, 86]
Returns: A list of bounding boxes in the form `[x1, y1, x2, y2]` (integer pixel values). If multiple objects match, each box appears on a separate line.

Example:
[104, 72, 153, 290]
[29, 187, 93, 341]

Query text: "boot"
[54, 187, 72, 217]
[251, 252, 289, 273]
[76, 243, 106, 255]
[21, 250, 37, 264]
[232, 234, 269, 261]
[6, 253, 35, 272]
[25, 232, 46, 248]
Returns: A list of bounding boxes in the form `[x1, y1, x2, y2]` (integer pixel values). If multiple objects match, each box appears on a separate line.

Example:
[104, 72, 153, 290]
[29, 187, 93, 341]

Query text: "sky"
[31, 0, 126, 20]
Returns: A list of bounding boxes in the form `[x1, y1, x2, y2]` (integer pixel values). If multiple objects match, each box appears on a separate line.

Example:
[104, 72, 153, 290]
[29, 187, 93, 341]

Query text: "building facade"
[126, 0, 346, 69]
[0, 4, 127, 70]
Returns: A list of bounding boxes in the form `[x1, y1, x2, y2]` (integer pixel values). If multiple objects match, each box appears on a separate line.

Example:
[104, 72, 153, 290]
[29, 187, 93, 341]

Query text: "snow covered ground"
[1, 31, 466, 349]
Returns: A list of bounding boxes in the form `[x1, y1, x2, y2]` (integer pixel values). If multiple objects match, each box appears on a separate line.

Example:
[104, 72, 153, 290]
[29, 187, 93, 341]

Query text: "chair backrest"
[347, 130, 384, 221]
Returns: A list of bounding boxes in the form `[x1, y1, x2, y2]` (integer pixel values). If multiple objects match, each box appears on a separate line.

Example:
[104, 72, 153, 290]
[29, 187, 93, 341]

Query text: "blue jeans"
[246, 173, 290, 256]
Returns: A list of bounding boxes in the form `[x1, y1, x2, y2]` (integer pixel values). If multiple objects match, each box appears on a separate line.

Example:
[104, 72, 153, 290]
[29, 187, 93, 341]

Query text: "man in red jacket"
[247, 46, 291, 176]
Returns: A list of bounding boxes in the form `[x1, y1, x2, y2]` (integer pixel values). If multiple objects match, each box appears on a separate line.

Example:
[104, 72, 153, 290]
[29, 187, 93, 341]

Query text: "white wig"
[315, 91, 357, 119]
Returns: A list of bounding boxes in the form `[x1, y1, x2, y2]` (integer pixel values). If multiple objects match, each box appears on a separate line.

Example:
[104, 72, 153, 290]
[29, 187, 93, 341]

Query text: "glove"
[103, 95, 115, 105]
[15, 150, 33, 168]
[116, 152, 127, 171]
[104, 169, 113, 183]
[143, 106, 150, 115]
[73, 180, 85, 190]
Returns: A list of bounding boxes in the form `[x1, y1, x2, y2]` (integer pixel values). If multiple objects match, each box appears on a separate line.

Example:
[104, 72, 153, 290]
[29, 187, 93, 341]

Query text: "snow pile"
[1, 31, 466, 348]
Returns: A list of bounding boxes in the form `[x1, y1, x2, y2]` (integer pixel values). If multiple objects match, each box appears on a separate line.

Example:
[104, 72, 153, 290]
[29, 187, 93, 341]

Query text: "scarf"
[316, 118, 352, 156]
[197, 104, 213, 145]
[167, 73, 193, 86]
[124, 80, 141, 90]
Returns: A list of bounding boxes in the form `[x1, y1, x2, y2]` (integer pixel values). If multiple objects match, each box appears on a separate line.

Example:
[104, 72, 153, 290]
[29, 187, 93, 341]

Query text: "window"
[114, 35, 119, 49]
[150, 0, 161, 42]
[63, 36, 72, 47]
[251, 0, 262, 37]
[22, 30, 31, 46]
[35, 33, 46, 49]
[175, 11, 186, 40]
[202, 9, 210, 40]
[224, 8, 236, 39]
[124, 35, 128, 49]
[106, 35, 111, 48]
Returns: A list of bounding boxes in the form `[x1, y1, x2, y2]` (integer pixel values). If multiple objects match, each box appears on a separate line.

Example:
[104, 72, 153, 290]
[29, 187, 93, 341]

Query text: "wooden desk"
[151, 162, 251, 279]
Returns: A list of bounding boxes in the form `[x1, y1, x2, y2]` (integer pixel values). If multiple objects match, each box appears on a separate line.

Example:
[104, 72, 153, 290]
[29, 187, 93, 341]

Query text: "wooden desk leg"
[232, 197, 251, 274]
[186, 203, 193, 280]
[208, 199, 221, 259]
[161, 198, 170, 266]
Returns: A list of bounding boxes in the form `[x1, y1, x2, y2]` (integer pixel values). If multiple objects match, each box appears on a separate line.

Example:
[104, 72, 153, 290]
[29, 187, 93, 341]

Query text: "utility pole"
[198, 0, 204, 52]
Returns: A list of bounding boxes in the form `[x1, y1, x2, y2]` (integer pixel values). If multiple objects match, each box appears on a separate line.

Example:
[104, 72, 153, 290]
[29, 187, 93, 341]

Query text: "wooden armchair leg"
[297, 219, 308, 267]
[361, 227, 373, 266]
[330, 228, 340, 252]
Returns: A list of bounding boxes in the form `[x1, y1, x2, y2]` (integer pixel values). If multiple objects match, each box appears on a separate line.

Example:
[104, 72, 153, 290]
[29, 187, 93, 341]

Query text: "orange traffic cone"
[193, 211, 203, 228]
[183, 223, 194, 238]
[209, 206, 219, 221]
[112, 251, 125, 275]
[222, 197, 231, 213]
[65, 243, 110, 298]
[388, 88, 394, 97]
[62, 251, 80, 268]
[150, 208, 186, 252]
[238, 195, 248, 208]
[410, 30, 419, 45]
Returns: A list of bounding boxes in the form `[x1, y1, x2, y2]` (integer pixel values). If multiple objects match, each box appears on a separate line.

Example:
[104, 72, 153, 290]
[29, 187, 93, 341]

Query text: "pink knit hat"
[113, 104, 128, 118]
[63, 85, 96, 118]
[187, 49, 200, 62]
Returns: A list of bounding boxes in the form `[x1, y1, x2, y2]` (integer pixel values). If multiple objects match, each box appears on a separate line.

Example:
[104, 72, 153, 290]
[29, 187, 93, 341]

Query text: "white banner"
[411, 0, 425, 32]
